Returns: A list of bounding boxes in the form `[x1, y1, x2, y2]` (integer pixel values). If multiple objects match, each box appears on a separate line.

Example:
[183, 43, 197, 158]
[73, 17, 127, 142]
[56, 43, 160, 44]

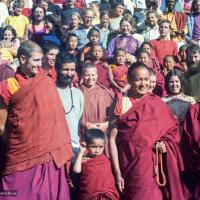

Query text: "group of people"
[0, 0, 200, 199]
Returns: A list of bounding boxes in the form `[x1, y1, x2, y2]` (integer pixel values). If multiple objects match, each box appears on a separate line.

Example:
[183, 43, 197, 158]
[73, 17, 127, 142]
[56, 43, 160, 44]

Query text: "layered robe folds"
[182, 103, 200, 199]
[1, 72, 73, 175]
[77, 155, 119, 200]
[81, 83, 114, 125]
[116, 93, 189, 200]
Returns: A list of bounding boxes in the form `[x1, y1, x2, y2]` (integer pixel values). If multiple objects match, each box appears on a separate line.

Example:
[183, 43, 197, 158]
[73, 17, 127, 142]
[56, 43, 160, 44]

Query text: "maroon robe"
[77, 155, 119, 200]
[81, 83, 114, 124]
[182, 103, 200, 199]
[3, 72, 73, 175]
[148, 58, 166, 97]
[95, 62, 110, 89]
[116, 93, 189, 200]
[0, 64, 15, 82]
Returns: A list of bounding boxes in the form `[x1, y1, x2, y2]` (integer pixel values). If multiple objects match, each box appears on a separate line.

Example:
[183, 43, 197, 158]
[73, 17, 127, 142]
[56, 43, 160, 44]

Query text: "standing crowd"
[0, 0, 200, 199]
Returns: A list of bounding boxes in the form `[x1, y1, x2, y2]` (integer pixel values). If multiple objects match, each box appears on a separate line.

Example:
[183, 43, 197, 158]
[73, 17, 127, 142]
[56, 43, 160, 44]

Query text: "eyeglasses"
[84, 16, 93, 19]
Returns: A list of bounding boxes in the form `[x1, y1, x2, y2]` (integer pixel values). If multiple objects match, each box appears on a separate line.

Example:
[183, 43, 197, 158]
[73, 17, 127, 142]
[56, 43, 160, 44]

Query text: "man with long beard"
[56, 52, 84, 155]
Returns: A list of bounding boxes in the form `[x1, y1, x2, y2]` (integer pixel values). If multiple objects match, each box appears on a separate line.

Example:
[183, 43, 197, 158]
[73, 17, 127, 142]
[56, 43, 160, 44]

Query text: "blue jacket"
[186, 14, 194, 42]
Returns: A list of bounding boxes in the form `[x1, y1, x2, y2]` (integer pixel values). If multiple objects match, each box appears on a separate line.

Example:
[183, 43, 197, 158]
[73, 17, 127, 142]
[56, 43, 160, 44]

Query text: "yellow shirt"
[5, 15, 29, 39]
[161, 12, 188, 43]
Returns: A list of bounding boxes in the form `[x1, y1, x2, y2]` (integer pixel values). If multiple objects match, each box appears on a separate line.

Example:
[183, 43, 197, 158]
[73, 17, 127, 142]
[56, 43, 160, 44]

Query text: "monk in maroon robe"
[109, 62, 189, 200]
[182, 103, 200, 199]
[0, 41, 73, 200]
[81, 63, 114, 133]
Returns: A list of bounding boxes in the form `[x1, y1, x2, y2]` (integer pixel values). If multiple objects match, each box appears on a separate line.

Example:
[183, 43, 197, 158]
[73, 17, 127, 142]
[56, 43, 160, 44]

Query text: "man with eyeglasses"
[73, 8, 102, 49]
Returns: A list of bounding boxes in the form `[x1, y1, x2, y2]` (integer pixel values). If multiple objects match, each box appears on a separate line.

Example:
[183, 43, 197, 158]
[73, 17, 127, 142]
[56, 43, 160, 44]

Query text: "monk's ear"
[19, 55, 27, 65]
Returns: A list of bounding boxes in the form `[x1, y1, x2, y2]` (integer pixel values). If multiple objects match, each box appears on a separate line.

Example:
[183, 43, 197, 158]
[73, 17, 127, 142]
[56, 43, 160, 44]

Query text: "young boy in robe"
[108, 48, 130, 93]
[90, 44, 110, 89]
[162, 55, 177, 76]
[73, 128, 119, 200]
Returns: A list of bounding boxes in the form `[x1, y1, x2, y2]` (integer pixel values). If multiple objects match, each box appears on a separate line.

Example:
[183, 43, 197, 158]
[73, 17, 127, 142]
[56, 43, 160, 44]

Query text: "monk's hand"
[116, 175, 124, 194]
[157, 141, 167, 153]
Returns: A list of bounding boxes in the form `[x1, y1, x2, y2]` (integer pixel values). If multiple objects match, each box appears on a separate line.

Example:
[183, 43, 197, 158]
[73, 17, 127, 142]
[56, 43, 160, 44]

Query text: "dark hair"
[31, 5, 46, 23]
[100, 10, 109, 18]
[128, 62, 149, 80]
[191, 0, 200, 13]
[141, 42, 153, 49]
[114, 48, 126, 57]
[112, 2, 125, 9]
[88, 26, 101, 37]
[163, 55, 175, 63]
[137, 49, 150, 58]
[165, 69, 185, 94]
[44, 14, 61, 32]
[42, 42, 59, 54]
[186, 44, 200, 57]
[55, 52, 76, 73]
[84, 129, 106, 145]
[179, 44, 188, 52]
[2, 26, 17, 40]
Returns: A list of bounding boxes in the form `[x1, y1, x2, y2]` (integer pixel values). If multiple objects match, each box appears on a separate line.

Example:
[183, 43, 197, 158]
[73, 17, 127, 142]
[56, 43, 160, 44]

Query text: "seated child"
[73, 129, 119, 200]
[108, 48, 130, 93]
[65, 33, 79, 57]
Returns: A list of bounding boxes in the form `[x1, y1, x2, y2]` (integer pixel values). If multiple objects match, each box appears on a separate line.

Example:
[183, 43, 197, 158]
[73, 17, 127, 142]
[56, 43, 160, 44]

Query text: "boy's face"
[138, 53, 149, 65]
[82, 68, 98, 88]
[188, 52, 200, 64]
[87, 138, 105, 157]
[164, 57, 175, 70]
[89, 31, 99, 44]
[13, 6, 23, 15]
[68, 37, 78, 50]
[149, 75, 156, 92]
[92, 46, 103, 60]
[115, 51, 126, 65]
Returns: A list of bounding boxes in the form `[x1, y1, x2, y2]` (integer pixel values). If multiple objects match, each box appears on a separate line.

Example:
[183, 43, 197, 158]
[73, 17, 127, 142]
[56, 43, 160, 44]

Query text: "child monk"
[73, 129, 119, 200]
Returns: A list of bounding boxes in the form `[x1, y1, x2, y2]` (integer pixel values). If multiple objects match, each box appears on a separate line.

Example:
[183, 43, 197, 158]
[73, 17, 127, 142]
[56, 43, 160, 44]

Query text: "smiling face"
[70, 14, 80, 28]
[3, 30, 14, 41]
[138, 52, 150, 65]
[146, 13, 158, 27]
[20, 51, 43, 77]
[168, 75, 181, 95]
[43, 48, 59, 69]
[128, 67, 150, 98]
[82, 67, 98, 88]
[120, 20, 132, 36]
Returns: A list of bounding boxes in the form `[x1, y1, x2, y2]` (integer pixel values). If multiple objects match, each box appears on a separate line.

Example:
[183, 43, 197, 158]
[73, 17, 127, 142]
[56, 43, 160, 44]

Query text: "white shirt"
[142, 25, 160, 41]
